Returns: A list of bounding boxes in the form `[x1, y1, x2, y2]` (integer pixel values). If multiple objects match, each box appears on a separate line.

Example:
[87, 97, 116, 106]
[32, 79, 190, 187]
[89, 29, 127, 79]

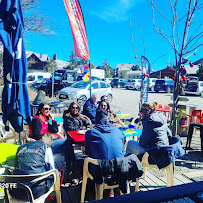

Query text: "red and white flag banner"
[63, 0, 90, 60]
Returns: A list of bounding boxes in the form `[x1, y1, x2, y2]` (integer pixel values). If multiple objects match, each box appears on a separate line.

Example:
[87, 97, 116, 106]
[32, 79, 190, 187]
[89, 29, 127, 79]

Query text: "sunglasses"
[72, 107, 79, 109]
[44, 107, 51, 111]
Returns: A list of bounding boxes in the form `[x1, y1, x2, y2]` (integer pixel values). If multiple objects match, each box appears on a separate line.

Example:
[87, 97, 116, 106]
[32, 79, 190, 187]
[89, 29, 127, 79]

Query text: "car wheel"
[155, 90, 159, 93]
[166, 87, 171, 93]
[126, 87, 129, 90]
[107, 94, 113, 102]
[150, 86, 154, 92]
[54, 91, 59, 98]
[77, 95, 87, 106]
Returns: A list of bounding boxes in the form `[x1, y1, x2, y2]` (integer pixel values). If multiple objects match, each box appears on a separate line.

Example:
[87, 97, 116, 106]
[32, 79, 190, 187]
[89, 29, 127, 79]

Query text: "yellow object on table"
[117, 113, 131, 119]
[0, 143, 19, 164]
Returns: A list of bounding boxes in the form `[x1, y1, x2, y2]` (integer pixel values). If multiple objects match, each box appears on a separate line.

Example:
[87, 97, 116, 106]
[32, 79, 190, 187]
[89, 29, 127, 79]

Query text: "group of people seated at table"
[9, 97, 184, 200]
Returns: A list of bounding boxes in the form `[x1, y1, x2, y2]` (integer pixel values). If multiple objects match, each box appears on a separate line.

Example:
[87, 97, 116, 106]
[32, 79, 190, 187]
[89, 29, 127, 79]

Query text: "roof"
[26, 51, 49, 62]
[184, 65, 199, 75]
[55, 60, 70, 69]
[193, 58, 203, 65]
[117, 63, 136, 71]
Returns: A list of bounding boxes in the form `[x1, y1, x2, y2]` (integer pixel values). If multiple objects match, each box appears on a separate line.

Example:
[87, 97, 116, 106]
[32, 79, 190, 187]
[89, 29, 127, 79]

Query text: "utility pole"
[52, 54, 57, 98]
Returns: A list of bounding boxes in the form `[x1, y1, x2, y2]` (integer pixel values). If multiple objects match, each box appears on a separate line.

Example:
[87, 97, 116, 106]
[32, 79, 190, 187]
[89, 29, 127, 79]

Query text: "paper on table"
[77, 130, 87, 135]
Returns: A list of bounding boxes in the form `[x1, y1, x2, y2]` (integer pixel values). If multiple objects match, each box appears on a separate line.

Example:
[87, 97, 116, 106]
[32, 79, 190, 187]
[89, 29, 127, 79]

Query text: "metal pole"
[52, 54, 57, 98]
[89, 60, 92, 97]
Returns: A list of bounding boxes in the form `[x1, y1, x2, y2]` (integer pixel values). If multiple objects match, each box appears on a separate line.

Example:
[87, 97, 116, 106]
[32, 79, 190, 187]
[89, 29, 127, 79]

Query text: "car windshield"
[71, 80, 90, 89]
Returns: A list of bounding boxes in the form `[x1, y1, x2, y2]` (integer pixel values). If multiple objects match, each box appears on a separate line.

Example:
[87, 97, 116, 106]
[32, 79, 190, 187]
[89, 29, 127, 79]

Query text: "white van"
[27, 72, 52, 85]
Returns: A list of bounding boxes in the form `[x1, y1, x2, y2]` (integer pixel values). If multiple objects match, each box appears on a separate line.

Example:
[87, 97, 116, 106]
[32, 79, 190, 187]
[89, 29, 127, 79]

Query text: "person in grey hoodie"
[126, 102, 172, 156]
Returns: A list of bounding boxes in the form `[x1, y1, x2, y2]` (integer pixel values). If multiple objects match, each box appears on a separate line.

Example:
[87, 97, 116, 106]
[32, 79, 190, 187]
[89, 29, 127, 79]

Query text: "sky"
[24, 0, 203, 71]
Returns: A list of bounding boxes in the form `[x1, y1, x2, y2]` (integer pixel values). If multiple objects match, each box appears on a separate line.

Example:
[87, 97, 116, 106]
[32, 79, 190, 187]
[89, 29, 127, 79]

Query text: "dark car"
[110, 78, 126, 88]
[31, 78, 49, 91]
[154, 79, 174, 93]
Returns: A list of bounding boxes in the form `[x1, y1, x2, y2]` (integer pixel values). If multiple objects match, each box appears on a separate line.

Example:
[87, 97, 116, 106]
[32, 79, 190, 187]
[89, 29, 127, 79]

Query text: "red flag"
[63, 0, 90, 60]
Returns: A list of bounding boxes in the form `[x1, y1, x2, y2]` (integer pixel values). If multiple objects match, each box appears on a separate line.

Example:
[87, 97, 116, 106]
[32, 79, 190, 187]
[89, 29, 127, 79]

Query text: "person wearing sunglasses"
[63, 102, 91, 132]
[97, 101, 124, 127]
[29, 103, 58, 140]
[126, 102, 172, 156]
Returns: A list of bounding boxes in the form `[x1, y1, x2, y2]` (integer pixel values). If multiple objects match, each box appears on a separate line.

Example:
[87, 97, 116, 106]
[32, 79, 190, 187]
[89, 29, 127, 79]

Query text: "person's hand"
[48, 113, 54, 121]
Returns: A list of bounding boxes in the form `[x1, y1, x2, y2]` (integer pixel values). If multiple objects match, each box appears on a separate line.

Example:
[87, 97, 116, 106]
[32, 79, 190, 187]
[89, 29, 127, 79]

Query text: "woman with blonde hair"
[63, 102, 91, 132]
[126, 102, 172, 156]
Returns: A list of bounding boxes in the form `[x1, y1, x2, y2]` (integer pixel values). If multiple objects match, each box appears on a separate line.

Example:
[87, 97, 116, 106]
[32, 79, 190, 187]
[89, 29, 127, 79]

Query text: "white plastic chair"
[81, 157, 125, 203]
[0, 168, 61, 203]
[135, 152, 174, 192]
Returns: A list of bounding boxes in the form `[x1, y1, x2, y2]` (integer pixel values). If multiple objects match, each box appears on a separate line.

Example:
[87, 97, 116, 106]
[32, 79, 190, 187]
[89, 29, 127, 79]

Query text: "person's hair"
[101, 95, 108, 101]
[63, 102, 81, 116]
[140, 102, 158, 116]
[91, 93, 98, 99]
[97, 101, 110, 112]
[35, 103, 49, 116]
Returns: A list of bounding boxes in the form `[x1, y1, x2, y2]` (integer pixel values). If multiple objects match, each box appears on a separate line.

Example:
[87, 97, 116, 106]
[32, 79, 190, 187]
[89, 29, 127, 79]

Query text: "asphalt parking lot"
[110, 88, 203, 119]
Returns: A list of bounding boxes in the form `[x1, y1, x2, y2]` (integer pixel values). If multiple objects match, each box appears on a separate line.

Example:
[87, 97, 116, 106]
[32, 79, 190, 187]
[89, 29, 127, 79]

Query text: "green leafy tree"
[102, 59, 115, 78]
[46, 59, 57, 73]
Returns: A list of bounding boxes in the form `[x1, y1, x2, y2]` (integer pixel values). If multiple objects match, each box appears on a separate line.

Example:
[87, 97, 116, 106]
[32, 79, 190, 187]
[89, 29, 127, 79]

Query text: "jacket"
[14, 140, 52, 175]
[29, 115, 58, 140]
[63, 112, 91, 132]
[139, 111, 172, 149]
[108, 110, 123, 127]
[148, 136, 185, 169]
[95, 154, 143, 193]
[83, 98, 97, 122]
[85, 120, 125, 160]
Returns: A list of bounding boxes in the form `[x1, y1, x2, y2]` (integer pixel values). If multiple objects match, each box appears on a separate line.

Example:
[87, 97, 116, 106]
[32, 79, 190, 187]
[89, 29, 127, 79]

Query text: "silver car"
[58, 80, 113, 104]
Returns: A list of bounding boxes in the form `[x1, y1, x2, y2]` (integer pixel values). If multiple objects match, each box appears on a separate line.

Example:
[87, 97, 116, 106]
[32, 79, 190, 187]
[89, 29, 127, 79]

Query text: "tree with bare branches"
[21, 0, 55, 36]
[150, 0, 203, 135]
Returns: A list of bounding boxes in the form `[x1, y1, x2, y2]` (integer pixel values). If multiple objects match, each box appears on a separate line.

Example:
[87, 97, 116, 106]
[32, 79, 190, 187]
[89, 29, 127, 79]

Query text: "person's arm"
[83, 101, 95, 120]
[45, 147, 55, 170]
[48, 120, 58, 133]
[83, 116, 91, 129]
[30, 118, 43, 140]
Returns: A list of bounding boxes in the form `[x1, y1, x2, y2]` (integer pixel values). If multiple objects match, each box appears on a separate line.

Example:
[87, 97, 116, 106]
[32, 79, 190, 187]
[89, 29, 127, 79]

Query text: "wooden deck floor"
[52, 133, 203, 203]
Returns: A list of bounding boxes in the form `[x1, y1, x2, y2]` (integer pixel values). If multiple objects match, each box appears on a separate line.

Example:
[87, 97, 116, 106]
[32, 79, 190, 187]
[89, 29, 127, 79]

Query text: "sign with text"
[63, 0, 90, 60]
[141, 56, 150, 104]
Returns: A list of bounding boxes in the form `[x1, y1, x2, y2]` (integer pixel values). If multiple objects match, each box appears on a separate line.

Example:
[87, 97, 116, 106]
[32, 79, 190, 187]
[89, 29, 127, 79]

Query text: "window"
[92, 82, 99, 89]
[107, 84, 110, 88]
[200, 83, 203, 87]
[37, 75, 43, 79]
[27, 75, 35, 81]
[100, 82, 106, 88]
[152, 79, 157, 82]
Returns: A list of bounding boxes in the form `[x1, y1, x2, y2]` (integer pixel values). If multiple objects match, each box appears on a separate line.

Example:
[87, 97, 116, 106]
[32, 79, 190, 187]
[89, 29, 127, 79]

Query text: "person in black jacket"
[63, 102, 91, 132]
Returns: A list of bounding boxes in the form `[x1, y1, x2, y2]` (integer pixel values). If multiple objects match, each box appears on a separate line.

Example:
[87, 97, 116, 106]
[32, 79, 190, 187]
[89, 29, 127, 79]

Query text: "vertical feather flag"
[63, 0, 90, 60]
[79, 65, 90, 82]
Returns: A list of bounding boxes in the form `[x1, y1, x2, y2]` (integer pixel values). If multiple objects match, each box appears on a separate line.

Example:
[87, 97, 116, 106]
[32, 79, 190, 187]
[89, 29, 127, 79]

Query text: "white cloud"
[92, 0, 142, 23]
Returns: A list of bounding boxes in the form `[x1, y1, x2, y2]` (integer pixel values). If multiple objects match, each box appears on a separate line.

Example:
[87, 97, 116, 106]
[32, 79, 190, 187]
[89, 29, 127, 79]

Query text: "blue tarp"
[0, 0, 31, 132]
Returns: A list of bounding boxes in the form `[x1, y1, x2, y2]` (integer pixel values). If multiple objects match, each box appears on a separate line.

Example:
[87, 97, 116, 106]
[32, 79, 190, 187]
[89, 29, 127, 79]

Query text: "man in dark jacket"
[85, 109, 125, 159]
[10, 133, 55, 200]
[83, 93, 98, 124]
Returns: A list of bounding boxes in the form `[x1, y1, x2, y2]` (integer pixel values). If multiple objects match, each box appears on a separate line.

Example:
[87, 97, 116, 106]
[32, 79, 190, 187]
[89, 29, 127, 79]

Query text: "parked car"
[125, 79, 141, 90]
[154, 79, 174, 93]
[27, 72, 52, 86]
[30, 78, 48, 90]
[101, 78, 112, 84]
[58, 80, 113, 105]
[149, 78, 157, 91]
[185, 81, 203, 96]
[110, 78, 126, 88]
